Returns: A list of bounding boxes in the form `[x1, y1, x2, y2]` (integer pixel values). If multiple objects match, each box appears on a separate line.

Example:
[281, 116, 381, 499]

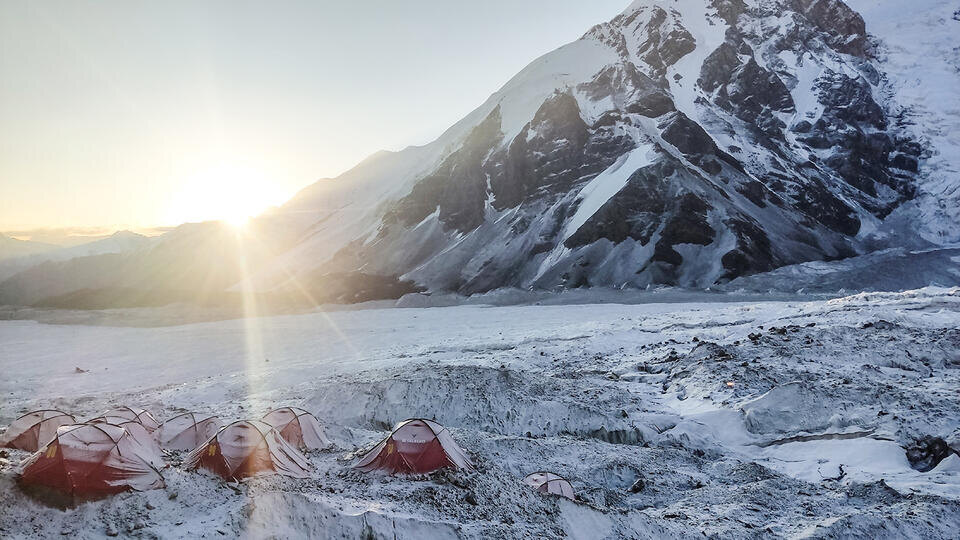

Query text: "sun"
[224, 213, 251, 228]
[166, 163, 287, 227]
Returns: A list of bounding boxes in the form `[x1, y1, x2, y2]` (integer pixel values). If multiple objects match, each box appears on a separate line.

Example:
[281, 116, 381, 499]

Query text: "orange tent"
[157, 412, 223, 451]
[353, 419, 472, 474]
[261, 407, 328, 451]
[92, 407, 160, 433]
[20, 423, 164, 503]
[523, 472, 575, 500]
[184, 420, 312, 481]
[1, 410, 76, 452]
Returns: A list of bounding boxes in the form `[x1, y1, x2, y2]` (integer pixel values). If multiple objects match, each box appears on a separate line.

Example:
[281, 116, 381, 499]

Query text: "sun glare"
[165, 163, 287, 227]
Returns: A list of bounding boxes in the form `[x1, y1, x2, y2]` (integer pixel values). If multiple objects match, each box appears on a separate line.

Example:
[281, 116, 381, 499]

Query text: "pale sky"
[0, 0, 626, 231]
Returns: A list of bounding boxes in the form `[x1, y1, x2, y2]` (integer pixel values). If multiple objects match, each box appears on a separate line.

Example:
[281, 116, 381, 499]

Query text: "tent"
[92, 407, 160, 433]
[157, 412, 223, 451]
[261, 407, 329, 450]
[19, 423, 164, 503]
[1, 410, 76, 452]
[183, 420, 312, 481]
[353, 419, 473, 474]
[523, 472, 576, 500]
[88, 418, 165, 469]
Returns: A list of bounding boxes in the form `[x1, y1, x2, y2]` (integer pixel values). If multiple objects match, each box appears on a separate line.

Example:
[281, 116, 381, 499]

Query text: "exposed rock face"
[699, 39, 796, 135]
[794, 0, 869, 56]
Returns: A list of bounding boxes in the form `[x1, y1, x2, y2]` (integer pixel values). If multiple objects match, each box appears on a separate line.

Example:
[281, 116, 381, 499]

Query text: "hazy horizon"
[0, 0, 625, 233]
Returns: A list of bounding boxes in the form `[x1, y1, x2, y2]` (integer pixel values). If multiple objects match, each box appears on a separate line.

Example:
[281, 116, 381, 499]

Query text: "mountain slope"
[256, 0, 937, 294]
[0, 230, 153, 282]
[0, 234, 56, 262]
[845, 0, 960, 245]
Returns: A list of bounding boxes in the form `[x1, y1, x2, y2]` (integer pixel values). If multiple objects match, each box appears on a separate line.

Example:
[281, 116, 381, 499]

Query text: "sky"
[0, 0, 627, 233]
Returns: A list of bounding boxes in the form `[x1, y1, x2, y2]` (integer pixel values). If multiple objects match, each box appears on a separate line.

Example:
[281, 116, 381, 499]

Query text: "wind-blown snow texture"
[1, 289, 959, 538]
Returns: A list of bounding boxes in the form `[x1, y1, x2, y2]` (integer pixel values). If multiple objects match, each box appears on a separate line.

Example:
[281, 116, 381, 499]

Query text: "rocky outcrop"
[699, 40, 795, 136]
[906, 436, 958, 472]
[794, 0, 869, 57]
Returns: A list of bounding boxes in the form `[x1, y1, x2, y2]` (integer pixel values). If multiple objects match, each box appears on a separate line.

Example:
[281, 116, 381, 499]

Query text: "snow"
[662, 0, 728, 119]
[491, 39, 620, 145]
[1, 288, 959, 537]
[846, 0, 960, 244]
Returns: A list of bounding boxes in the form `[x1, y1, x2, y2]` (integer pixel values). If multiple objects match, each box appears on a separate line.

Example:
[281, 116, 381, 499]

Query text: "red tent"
[261, 407, 329, 451]
[19, 423, 164, 501]
[353, 419, 473, 474]
[183, 420, 312, 481]
[158, 412, 223, 451]
[1, 410, 76, 452]
[523, 471, 576, 500]
[92, 407, 160, 433]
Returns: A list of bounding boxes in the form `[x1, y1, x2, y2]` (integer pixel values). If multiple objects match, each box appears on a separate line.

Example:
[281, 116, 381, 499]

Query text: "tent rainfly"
[19, 423, 165, 503]
[523, 472, 576, 500]
[353, 419, 472, 474]
[92, 407, 160, 433]
[157, 412, 223, 451]
[261, 407, 329, 451]
[183, 420, 312, 481]
[1, 410, 76, 452]
[87, 418, 165, 469]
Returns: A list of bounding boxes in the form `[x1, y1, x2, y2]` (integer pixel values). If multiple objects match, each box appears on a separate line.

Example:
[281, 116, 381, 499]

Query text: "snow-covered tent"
[523, 472, 575, 500]
[157, 412, 223, 451]
[91, 407, 160, 433]
[1, 410, 76, 452]
[261, 407, 329, 451]
[353, 419, 473, 474]
[19, 423, 164, 503]
[88, 418, 164, 469]
[184, 420, 312, 481]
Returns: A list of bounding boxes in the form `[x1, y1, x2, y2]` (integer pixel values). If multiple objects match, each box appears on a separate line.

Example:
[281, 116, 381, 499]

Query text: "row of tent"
[1, 408, 575, 503]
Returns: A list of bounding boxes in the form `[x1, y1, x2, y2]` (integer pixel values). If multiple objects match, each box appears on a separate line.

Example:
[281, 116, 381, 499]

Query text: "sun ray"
[232, 224, 364, 363]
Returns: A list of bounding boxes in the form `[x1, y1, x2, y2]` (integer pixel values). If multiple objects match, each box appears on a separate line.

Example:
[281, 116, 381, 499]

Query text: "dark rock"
[652, 194, 716, 266]
[565, 161, 671, 248]
[699, 40, 794, 135]
[637, 7, 696, 78]
[388, 106, 504, 231]
[905, 436, 957, 472]
[721, 218, 776, 280]
[489, 92, 634, 210]
[659, 112, 718, 157]
[795, 0, 868, 57]
[890, 154, 919, 173]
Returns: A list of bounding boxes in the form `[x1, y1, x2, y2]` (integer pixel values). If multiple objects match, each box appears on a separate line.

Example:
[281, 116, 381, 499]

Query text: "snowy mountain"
[1, 0, 958, 307]
[0, 230, 153, 282]
[251, 0, 957, 295]
[845, 0, 960, 245]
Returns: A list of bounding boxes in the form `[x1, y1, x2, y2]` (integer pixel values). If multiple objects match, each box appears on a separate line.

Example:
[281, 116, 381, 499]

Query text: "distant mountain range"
[0, 233, 57, 262]
[2, 0, 958, 309]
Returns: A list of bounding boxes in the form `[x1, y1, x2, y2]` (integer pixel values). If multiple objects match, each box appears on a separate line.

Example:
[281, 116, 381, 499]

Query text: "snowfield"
[1, 289, 959, 538]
